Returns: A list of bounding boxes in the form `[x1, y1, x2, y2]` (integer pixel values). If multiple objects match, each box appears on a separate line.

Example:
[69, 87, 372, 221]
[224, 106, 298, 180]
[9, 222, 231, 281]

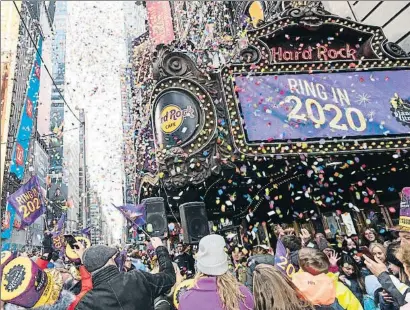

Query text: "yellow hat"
[173, 278, 195, 309]
[1, 257, 63, 308]
[65, 236, 91, 262]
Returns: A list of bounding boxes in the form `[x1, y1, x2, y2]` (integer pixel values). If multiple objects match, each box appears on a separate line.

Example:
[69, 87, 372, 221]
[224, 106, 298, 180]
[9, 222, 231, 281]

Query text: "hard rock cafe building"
[136, 2, 410, 244]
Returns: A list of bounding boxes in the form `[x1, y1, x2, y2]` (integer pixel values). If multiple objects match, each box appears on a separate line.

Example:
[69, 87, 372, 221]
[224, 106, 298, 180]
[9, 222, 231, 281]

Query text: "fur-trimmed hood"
[5, 290, 74, 310]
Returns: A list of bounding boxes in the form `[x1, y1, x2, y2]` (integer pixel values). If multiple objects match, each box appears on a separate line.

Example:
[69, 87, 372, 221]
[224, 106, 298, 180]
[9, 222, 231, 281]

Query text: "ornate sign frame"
[221, 4, 410, 156]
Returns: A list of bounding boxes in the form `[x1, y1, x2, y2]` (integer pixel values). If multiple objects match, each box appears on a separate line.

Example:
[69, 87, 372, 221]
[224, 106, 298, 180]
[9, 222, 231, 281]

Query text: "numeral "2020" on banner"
[277, 256, 296, 277]
[19, 198, 41, 218]
[285, 95, 367, 132]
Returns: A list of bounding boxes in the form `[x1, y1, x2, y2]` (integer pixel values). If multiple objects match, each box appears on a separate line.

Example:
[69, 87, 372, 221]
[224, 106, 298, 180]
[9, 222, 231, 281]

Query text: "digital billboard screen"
[234, 70, 410, 143]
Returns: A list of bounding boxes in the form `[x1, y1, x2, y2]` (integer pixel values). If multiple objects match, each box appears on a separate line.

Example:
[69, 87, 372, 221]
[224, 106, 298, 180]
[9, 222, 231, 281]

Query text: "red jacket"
[35, 258, 93, 310]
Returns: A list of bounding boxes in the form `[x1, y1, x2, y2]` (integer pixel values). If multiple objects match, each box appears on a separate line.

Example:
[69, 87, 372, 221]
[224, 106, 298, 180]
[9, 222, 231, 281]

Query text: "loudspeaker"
[142, 197, 168, 237]
[179, 202, 210, 244]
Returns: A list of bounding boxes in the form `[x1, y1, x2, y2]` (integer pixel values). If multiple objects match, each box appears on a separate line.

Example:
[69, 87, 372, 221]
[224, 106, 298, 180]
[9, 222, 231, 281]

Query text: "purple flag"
[114, 249, 127, 271]
[52, 213, 66, 237]
[81, 227, 91, 239]
[274, 239, 296, 277]
[52, 213, 66, 251]
[113, 203, 146, 228]
[7, 176, 45, 226]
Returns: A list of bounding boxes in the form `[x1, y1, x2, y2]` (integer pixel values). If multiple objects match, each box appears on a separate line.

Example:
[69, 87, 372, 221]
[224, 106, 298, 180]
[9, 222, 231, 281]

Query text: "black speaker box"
[142, 197, 168, 237]
[179, 202, 210, 244]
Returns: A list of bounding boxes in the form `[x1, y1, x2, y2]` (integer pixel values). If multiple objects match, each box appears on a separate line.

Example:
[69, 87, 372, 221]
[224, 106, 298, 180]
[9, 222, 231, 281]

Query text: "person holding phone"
[338, 255, 365, 304]
[75, 237, 176, 310]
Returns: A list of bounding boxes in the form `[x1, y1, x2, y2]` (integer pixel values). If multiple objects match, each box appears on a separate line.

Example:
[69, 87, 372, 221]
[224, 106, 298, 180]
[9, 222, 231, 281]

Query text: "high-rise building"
[1, 1, 22, 199]
[89, 191, 103, 245]
[78, 109, 88, 230]
[37, 1, 56, 137]
[1, 0, 41, 204]
[48, 1, 68, 225]
[121, 2, 147, 207]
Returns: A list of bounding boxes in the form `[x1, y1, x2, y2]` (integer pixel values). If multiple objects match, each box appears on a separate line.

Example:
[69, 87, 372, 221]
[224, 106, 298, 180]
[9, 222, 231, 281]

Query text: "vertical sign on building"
[9, 38, 43, 180]
[146, 1, 175, 46]
[2, 38, 43, 241]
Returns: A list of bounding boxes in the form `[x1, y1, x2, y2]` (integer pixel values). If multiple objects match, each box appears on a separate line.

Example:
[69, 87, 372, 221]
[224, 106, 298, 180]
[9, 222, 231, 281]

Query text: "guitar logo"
[390, 93, 410, 127]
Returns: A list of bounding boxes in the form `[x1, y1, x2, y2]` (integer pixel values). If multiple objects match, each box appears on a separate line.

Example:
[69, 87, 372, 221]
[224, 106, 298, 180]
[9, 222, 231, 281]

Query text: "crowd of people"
[1, 223, 409, 310]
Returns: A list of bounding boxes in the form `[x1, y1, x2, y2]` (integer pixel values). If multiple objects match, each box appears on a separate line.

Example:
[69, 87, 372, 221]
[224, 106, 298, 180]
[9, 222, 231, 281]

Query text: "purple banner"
[80, 227, 91, 240]
[274, 239, 296, 277]
[235, 70, 410, 142]
[113, 204, 146, 228]
[7, 176, 45, 226]
[115, 249, 127, 272]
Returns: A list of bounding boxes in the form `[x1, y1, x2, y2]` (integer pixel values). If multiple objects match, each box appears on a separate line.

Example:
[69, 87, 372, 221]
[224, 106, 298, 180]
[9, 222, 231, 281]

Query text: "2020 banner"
[7, 176, 46, 226]
[235, 70, 410, 142]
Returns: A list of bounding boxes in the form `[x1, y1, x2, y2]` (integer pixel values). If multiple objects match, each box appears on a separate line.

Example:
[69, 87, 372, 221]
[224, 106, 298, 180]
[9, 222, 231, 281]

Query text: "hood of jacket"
[5, 290, 75, 310]
[248, 254, 275, 266]
[292, 271, 336, 306]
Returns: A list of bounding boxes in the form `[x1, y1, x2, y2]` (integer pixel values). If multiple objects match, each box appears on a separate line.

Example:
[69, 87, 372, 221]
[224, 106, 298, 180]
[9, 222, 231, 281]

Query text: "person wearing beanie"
[0, 256, 75, 310]
[75, 237, 176, 310]
[179, 234, 254, 310]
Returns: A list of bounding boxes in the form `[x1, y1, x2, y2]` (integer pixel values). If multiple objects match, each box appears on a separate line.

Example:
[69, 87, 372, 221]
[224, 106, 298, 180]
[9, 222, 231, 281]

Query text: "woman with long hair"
[179, 234, 254, 310]
[361, 228, 384, 247]
[369, 243, 387, 264]
[386, 242, 409, 283]
[338, 255, 365, 304]
[253, 264, 314, 310]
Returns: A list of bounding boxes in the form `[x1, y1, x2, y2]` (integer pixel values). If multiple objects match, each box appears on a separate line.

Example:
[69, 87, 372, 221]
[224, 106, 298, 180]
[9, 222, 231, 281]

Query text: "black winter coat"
[75, 246, 176, 310]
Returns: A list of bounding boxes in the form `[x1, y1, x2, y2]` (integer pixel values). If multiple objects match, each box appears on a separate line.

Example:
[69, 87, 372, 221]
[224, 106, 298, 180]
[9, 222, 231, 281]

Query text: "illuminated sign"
[160, 105, 195, 134]
[271, 44, 357, 62]
[154, 91, 200, 147]
[234, 70, 410, 142]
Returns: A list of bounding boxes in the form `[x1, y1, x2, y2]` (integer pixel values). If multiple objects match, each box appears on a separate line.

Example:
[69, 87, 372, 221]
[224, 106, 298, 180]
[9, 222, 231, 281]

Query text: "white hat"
[255, 244, 270, 250]
[196, 235, 229, 276]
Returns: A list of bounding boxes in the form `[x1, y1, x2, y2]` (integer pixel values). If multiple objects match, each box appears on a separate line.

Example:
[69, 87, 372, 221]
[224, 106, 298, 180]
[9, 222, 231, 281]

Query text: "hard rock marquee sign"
[148, 3, 410, 190]
[271, 44, 357, 62]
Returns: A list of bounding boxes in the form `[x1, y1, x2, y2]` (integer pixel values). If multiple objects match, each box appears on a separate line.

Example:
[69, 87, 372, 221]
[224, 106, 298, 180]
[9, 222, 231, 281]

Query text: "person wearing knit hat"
[75, 237, 176, 310]
[82, 244, 118, 272]
[0, 256, 74, 310]
[179, 234, 254, 310]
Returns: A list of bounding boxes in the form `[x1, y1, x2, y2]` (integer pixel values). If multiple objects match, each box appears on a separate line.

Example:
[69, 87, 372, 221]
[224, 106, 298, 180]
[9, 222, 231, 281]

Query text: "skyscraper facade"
[48, 1, 68, 225]
[78, 109, 89, 230]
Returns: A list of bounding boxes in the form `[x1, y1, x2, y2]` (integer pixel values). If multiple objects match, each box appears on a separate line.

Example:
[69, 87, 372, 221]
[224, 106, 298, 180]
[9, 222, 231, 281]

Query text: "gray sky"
[65, 1, 129, 241]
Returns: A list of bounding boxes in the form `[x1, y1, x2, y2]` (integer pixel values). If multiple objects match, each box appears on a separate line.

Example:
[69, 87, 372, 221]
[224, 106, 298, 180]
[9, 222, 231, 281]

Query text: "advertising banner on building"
[235, 70, 410, 142]
[146, 1, 174, 46]
[1, 204, 16, 239]
[2, 37, 43, 240]
[9, 37, 43, 180]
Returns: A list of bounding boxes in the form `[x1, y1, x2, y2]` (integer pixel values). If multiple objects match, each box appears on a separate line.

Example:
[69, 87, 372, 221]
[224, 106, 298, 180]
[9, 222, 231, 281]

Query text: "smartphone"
[358, 246, 375, 261]
[64, 234, 79, 249]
